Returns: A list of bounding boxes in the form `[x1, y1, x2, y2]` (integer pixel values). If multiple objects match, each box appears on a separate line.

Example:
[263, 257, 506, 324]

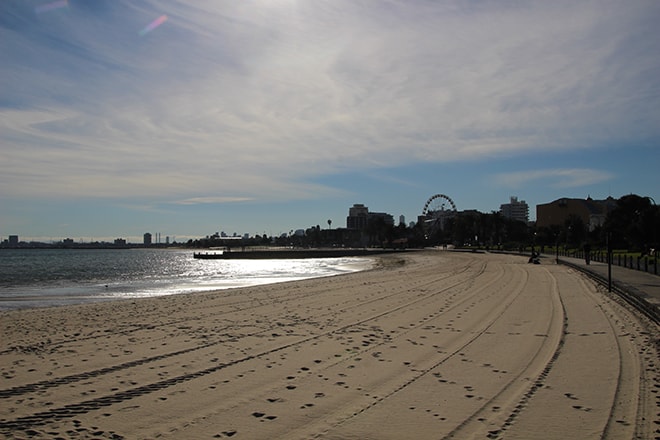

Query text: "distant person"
[584, 243, 591, 265]
[528, 250, 540, 264]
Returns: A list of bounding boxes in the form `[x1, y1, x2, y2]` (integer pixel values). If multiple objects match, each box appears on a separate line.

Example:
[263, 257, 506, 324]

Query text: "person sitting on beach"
[528, 250, 540, 264]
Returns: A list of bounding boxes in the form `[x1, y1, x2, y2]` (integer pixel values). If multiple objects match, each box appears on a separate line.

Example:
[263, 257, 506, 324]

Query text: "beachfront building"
[347, 204, 369, 230]
[143, 232, 152, 246]
[346, 204, 395, 230]
[536, 196, 616, 231]
[500, 196, 529, 223]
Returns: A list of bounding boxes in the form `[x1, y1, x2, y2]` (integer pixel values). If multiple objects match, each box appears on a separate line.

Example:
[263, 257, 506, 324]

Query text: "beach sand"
[1, 251, 658, 439]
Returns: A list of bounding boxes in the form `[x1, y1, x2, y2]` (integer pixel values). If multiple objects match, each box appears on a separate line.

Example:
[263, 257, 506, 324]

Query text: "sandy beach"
[1, 251, 658, 439]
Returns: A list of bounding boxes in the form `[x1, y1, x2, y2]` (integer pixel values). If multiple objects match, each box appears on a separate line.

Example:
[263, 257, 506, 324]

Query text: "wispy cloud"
[1, 0, 658, 202]
[492, 168, 615, 189]
[171, 196, 253, 205]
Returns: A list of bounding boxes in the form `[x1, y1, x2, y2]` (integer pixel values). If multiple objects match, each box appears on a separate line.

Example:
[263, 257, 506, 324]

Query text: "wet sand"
[1, 251, 658, 439]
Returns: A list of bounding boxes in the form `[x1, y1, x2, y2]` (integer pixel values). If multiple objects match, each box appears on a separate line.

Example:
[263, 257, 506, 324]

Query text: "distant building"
[8, 235, 19, 246]
[500, 196, 529, 223]
[347, 204, 369, 230]
[346, 204, 394, 230]
[143, 233, 152, 246]
[114, 238, 127, 246]
[369, 211, 395, 227]
[399, 215, 406, 226]
[536, 196, 616, 231]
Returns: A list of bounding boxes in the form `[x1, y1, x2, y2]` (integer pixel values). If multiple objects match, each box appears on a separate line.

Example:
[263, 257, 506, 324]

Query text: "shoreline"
[0, 251, 380, 312]
[1, 251, 657, 439]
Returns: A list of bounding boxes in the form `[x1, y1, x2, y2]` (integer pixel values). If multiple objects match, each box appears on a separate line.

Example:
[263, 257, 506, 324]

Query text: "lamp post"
[607, 231, 612, 292]
[649, 197, 657, 258]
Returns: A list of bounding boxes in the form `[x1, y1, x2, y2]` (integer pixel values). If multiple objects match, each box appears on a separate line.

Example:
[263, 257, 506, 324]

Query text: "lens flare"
[139, 15, 168, 36]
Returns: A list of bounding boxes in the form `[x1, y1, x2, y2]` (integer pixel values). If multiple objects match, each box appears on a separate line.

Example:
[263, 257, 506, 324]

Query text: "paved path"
[549, 254, 660, 308]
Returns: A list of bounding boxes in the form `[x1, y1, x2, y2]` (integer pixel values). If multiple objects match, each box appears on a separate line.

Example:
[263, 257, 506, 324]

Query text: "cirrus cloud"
[492, 168, 615, 189]
[1, 0, 658, 203]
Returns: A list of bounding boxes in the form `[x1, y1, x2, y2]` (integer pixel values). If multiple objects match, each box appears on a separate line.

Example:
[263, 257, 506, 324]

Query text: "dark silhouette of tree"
[604, 194, 659, 251]
[562, 214, 586, 249]
[365, 217, 390, 247]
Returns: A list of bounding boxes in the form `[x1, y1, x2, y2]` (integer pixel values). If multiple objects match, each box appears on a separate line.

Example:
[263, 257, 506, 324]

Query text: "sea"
[0, 248, 374, 311]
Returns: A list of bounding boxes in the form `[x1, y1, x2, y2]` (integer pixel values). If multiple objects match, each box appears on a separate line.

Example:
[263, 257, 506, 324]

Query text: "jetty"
[193, 248, 404, 259]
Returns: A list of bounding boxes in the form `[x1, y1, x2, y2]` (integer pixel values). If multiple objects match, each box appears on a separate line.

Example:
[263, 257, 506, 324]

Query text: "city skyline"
[2, 1, 659, 241]
[2, 192, 649, 245]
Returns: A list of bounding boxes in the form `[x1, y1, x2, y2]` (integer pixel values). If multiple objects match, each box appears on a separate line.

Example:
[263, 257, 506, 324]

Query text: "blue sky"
[1, 0, 659, 243]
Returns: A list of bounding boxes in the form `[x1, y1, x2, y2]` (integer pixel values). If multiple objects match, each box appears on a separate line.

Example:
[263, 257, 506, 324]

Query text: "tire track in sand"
[0, 256, 488, 432]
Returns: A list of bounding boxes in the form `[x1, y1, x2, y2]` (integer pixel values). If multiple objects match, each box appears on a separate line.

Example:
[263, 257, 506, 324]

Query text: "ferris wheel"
[423, 194, 457, 216]
[422, 194, 457, 231]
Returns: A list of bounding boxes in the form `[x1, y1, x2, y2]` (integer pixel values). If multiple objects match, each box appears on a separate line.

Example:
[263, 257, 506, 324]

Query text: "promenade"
[553, 253, 660, 310]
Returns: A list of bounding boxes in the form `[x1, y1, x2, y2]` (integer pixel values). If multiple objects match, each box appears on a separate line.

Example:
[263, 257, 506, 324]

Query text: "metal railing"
[554, 249, 658, 276]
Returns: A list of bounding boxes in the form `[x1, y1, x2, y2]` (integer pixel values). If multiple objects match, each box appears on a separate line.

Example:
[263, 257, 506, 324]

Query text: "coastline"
[0, 250, 377, 311]
[1, 251, 657, 439]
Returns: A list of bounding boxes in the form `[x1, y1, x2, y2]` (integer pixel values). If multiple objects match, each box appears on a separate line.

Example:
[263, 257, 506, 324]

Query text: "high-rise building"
[346, 204, 394, 230]
[143, 232, 152, 246]
[500, 196, 529, 223]
[347, 204, 369, 230]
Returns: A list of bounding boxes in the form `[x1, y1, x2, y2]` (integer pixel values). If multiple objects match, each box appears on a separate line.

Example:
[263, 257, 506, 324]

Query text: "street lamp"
[607, 231, 612, 292]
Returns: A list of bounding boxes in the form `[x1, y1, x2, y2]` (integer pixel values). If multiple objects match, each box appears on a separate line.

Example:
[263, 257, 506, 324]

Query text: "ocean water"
[0, 248, 374, 310]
